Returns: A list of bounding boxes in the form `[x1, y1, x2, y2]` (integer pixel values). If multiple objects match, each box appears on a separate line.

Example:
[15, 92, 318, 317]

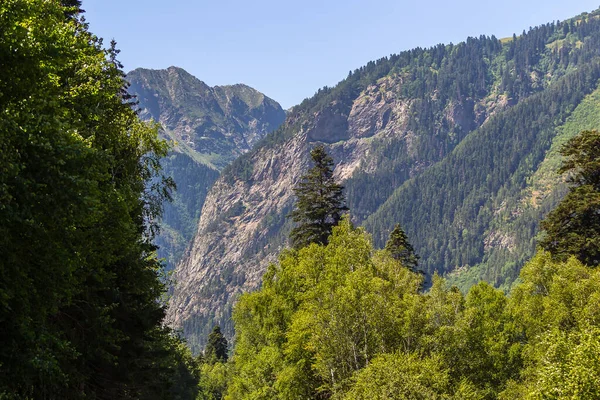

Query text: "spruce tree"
[540, 130, 600, 266]
[205, 326, 228, 363]
[385, 223, 420, 272]
[289, 145, 348, 249]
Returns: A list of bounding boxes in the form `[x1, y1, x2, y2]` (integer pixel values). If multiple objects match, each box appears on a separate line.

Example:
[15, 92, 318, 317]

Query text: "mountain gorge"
[127, 67, 286, 269]
[167, 10, 600, 350]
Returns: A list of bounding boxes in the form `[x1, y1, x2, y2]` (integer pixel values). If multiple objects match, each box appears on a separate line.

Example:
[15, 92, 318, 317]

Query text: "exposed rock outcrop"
[127, 67, 286, 270]
[167, 72, 501, 351]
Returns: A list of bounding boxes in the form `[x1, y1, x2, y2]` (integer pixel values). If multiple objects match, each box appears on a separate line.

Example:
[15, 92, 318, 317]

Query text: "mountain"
[167, 10, 600, 351]
[127, 67, 286, 269]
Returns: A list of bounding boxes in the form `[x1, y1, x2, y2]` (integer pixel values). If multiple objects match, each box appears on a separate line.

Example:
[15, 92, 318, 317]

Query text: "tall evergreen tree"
[385, 223, 420, 272]
[59, 0, 82, 18]
[0, 1, 196, 397]
[289, 145, 348, 249]
[205, 326, 228, 363]
[540, 130, 600, 266]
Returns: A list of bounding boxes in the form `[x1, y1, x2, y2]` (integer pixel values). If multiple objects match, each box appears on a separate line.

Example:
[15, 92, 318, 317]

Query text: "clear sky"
[85, 1, 600, 109]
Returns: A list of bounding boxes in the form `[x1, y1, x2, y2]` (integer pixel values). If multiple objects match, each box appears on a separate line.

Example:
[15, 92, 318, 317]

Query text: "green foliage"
[289, 145, 348, 249]
[385, 223, 420, 273]
[227, 218, 525, 399]
[229, 219, 422, 398]
[540, 130, 600, 266]
[502, 252, 600, 398]
[205, 326, 229, 363]
[0, 1, 197, 397]
[198, 361, 229, 400]
[344, 353, 456, 400]
[226, 221, 600, 399]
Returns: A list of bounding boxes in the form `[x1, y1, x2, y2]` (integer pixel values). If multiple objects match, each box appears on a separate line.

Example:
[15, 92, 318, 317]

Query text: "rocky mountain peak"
[127, 67, 286, 169]
[126, 66, 286, 273]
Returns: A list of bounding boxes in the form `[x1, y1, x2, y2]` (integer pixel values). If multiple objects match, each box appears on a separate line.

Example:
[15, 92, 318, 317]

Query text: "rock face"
[128, 66, 286, 169]
[127, 67, 286, 270]
[169, 13, 600, 351]
[167, 69, 503, 351]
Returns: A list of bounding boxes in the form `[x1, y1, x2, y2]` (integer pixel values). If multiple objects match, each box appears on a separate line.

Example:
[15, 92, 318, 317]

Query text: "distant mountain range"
[127, 67, 286, 270]
[137, 10, 600, 353]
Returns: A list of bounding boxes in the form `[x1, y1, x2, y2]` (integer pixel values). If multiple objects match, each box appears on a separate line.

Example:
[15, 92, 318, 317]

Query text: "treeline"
[218, 222, 600, 399]
[198, 131, 600, 399]
[0, 1, 198, 398]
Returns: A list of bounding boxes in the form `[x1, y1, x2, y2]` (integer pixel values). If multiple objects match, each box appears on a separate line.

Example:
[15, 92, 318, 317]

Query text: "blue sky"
[85, 1, 600, 109]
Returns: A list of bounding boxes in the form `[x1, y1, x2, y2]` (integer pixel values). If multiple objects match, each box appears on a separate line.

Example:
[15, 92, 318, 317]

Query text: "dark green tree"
[0, 1, 195, 398]
[205, 326, 228, 363]
[540, 130, 600, 266]
[59, 0, 82, 18]
[289, 145, 348, 249]
[385, 223, 420, 272]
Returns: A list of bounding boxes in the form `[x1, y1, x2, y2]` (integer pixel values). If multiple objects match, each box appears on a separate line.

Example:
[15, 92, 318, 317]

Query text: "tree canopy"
[223, 219, 600, 399]
[540, 129, 600, 266]
[0, 1, 196, 397]
[289, 145, 348, 249]
[385, 223, 420, 273]
[205, 326, 229, 363]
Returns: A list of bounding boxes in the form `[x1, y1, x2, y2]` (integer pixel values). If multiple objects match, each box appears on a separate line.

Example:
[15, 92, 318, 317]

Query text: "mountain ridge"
[128, 66, 285, 169]
[126, 67, 286, 270]
[167, 8, 600, 351]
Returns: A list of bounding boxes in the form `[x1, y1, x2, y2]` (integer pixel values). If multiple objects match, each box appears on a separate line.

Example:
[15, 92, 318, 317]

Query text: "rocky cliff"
[167, 48, 508, 350]
[127, 67, 286, 269]
[168, 10, 600, 351]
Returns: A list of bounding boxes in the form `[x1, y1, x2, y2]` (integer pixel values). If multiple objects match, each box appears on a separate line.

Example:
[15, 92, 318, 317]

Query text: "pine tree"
[540, 130, 600, 266]
[59, 0, 82, 18]
[385, 223, 420, 272]
[289, 145, 348, 249]
[205, 326, 228, 363]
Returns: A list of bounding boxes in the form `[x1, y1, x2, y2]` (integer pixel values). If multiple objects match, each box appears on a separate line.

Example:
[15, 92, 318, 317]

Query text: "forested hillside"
[365, 61, 600, 288]
[197, 128, 600, 398]
[169, 8, 600, 349]
[127, 68, 286, 269]
[443, 85, 600, 290]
